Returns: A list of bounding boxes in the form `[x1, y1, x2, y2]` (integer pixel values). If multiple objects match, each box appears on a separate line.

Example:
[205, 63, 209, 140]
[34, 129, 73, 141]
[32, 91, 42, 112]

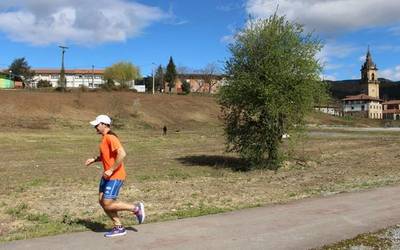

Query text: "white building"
[32, 68, 146, 92]
[32, 68, 105, 88]
[342, 94, 382, 119]
[314, 105, 342, 116]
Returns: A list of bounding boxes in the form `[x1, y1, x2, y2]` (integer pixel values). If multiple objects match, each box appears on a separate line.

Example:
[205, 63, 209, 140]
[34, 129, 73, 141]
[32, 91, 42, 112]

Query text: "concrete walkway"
[2, 185, 400, 250]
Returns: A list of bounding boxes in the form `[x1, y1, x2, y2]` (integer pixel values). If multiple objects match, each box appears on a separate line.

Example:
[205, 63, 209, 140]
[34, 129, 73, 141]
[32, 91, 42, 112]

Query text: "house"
[0, 78, 14, 89]
[342, 94, 382, 119]
[32, 68, 105, 88]
[314, 104, 343, 116]
[164, 74, 226, 94]
[32, 68, 146, 92]
[382, 100, 400, 120]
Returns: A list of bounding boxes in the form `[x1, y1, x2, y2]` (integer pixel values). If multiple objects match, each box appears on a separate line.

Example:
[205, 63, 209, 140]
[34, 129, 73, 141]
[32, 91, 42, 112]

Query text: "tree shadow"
[75, 219, 138, 232]
[176, 155, 250, 171]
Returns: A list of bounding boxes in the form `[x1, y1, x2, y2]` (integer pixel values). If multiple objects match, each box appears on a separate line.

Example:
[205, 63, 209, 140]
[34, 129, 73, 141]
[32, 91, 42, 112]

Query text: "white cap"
[90, 115, 112, 126]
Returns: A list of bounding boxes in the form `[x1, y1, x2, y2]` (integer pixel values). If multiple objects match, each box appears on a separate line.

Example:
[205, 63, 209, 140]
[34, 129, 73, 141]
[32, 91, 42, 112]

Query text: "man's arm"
[85, 155, 101, 166]
[110, 148, 126, 171]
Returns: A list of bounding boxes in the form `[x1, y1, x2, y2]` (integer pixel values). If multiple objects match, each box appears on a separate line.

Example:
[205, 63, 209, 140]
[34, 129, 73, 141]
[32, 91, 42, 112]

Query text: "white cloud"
[317, 42, 359, 67]
[380, 65, 400, 81]
[217, 2, 244, 12]
[220, 35, 235, 44]
[375, 44, 400, 52]
[165, 4, 188, 26]
[0, 0, 167, 46]
[246, 0, 400, 33]
[324, 63, 343, 70]
[388, 26, 400, 36]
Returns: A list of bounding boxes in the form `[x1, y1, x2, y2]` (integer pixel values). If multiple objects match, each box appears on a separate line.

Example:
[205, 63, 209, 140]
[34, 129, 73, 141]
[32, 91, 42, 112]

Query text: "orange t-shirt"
[99, 134, 126, 180]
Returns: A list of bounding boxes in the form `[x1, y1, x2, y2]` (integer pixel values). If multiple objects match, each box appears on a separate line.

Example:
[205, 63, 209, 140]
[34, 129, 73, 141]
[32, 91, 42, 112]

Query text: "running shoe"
[104, 226, 126, 237]
[134, 202, 145, 224]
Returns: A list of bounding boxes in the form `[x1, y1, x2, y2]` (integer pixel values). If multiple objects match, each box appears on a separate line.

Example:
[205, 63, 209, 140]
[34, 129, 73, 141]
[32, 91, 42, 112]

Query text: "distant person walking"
[85, 114, 145, 237]
[163, 125, 167, 136]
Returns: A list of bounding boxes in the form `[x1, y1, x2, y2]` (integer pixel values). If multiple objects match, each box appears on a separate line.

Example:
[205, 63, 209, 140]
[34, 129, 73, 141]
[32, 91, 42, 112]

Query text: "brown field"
[1, 90, 400, 242]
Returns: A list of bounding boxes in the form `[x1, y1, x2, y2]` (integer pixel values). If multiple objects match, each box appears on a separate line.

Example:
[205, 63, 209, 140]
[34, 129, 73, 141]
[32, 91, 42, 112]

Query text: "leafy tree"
[104, 61, 141, 89]
[141, 76, 153, 93]
[218, 14, 327, 169]
[155, 65, 164, 92]
[8, 57, 35, 86]
[165, 56, 177, 93]
[181, 79, 191, 94]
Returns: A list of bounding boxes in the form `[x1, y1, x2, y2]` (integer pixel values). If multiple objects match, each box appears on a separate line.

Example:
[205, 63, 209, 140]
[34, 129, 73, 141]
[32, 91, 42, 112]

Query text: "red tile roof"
[33, 68, 104, 74]
[382, 100, 400, 105]
[342, 94, 382, 101]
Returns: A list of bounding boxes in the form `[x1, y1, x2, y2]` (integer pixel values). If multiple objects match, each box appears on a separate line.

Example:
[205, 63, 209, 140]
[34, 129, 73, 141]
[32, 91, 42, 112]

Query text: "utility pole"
[59, 45, 68, 90]
[92, 65, 95, 88]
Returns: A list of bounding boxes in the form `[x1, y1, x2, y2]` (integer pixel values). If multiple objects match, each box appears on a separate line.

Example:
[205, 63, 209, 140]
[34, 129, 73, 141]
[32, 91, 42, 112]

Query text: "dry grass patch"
[2, 125, 400, 241]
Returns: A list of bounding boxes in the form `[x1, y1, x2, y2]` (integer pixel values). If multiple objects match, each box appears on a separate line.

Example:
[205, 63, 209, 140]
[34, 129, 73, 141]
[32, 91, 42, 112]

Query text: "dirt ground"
[1, 90, 400, 242]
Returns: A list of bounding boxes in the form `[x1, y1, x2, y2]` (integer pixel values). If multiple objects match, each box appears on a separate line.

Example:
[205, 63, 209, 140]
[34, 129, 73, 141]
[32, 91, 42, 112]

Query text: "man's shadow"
[75, 219, 138, 232]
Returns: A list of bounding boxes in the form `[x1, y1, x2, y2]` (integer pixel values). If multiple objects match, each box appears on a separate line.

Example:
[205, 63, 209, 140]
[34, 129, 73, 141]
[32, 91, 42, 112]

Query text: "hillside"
[0, 90, 221, 130]
[0, 89, 388, 130]
[327, 78, 400, 100]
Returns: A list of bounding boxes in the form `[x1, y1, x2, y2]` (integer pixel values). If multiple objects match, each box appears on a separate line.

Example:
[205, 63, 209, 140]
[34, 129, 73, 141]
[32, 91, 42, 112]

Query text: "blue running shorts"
[99, 178, 124, 200]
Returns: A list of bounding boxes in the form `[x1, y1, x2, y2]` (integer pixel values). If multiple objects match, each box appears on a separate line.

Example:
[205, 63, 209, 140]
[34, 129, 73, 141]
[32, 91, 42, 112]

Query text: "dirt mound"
[0, 90, 221, 129]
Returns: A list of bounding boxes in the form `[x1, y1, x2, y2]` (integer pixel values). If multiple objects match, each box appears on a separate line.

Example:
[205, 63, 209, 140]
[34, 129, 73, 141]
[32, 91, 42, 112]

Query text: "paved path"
[309, 125, 400, 132]
[2, 185, 400, 250]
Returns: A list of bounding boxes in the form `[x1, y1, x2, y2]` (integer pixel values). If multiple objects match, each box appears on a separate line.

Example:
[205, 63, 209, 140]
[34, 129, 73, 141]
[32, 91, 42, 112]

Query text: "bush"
[79, 85, 89, 92]
[54, 87, 68, 92]
[181, 80, 191, 95]
[37, 80, 52, 88]
[101, 79, 116, 91]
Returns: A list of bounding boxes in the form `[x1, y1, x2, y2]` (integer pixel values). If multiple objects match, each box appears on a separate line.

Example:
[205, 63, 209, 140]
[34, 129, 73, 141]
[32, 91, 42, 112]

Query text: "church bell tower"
[360, 47, 380, 98]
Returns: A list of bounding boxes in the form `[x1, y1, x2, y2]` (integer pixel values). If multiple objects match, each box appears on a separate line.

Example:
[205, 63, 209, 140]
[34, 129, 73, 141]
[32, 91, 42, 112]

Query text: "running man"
[85, 114, 145, 237]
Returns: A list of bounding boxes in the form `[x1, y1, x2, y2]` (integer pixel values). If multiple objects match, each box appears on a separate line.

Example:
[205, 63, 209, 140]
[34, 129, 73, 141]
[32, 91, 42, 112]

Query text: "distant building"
[164, 74, 226, 94]
[341, 48, 383, 119]
[382, 100, 400, 120]
[32, 68, 105, 88]
[314, 104, 343, 116]
[342, 94, 382, 119]
[32, 68, 146, 92]
[0, 78, 14, 89]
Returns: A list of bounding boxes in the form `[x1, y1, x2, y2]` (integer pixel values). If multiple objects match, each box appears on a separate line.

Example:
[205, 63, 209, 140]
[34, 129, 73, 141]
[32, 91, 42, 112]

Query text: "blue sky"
[1, 0, 400, 81]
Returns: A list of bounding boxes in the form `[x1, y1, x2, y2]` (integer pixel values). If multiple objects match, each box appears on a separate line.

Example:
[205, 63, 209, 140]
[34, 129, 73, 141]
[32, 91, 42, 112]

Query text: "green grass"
[316, 228, 394, 250]
[2, 125, 400, 242]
